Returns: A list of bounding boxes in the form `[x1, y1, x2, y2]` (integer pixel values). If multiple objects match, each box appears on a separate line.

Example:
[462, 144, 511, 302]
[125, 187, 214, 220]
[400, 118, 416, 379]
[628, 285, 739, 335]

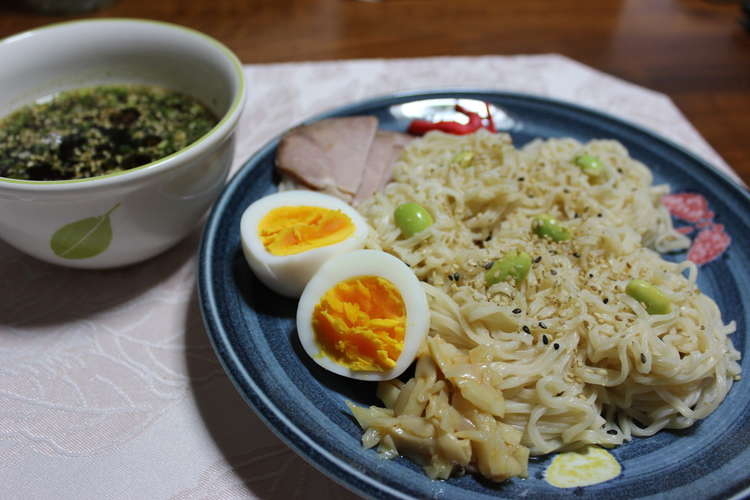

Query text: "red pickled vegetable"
[408, 103, 496, 136]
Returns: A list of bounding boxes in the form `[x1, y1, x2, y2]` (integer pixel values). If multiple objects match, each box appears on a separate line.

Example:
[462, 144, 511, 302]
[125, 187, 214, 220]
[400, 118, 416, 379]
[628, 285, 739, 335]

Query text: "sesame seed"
[452, 273, 461, 281]
[589, 273, 594, 278]
[484, 262, 493, 270]
[573, 252, 580, 258]
[574, 213, 579, 219]
[485, 233, 492, 242]
[640, 353, 647, 363]
[518, 176, 525, 181]
[513, 308, 522, 314]
[617, 168, 623, 173]
[563, 188, 570, 193]
[522, 325, 531, 334]
[603, 298, 609, 304]
[538, 321, 548, 329]
[542, 335, 549, 345]
[553, 343, 560, 350]
[607, 429, 618, 435]
[597, 213, 603, 218]
[533, 256, 542, 264]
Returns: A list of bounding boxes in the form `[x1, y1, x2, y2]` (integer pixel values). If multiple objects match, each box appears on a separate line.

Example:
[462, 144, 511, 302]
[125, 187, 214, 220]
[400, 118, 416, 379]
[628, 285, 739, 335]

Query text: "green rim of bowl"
[0, 18, 246, 186]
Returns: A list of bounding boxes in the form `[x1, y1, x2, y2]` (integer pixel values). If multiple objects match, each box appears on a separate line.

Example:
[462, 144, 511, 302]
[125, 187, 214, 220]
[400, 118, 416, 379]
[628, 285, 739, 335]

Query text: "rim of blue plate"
[197, 89, 750, 500]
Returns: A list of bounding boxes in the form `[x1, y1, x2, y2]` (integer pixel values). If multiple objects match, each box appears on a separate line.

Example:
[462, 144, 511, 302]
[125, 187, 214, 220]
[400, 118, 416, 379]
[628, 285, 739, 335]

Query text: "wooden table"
[2, 0, 749, 184]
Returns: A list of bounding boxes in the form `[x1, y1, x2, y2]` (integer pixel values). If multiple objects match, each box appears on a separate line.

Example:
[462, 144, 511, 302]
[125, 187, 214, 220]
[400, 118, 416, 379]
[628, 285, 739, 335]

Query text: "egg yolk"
[312, 276, 406, 371]
[259, 206, 354, 256]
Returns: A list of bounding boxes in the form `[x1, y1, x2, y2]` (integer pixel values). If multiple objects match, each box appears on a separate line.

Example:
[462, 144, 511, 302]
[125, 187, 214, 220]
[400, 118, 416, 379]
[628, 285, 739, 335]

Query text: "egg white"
[240, 190, 369, 298]
[296, 249, 430, 381]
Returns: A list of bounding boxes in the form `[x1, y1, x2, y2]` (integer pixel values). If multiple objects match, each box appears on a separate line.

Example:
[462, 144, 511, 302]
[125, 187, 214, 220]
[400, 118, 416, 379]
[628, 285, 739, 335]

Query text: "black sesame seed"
[563, 188, 570, 193]
[533, 256, 542, 264]
[607, 429, 618, 435]
[485, 233, 492, 242]
[640, 353, 647, 363]
[518, 176, 525, 182]
[574, 213, 579, 219]
[522, 325, 531, 334]
[513, 308, 522, 314]
[553, 343, 560, 350]
[603, 297, 609, 304]
[452, 272, 461, 281]
[597, 213, 603, 218]
[550, 269, 557, 276]
[542, 335, 549, 345]
[539, 321, 548, 329]
[589, 273, 594, 278]
[617, 168, 623, 173]
[484, 262, 493, 270]
[573, 252, 581, 258]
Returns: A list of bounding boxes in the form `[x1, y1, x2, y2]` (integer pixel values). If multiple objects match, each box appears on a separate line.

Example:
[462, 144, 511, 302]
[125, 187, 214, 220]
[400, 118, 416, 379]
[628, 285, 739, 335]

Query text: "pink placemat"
[0, 55, 740, 499]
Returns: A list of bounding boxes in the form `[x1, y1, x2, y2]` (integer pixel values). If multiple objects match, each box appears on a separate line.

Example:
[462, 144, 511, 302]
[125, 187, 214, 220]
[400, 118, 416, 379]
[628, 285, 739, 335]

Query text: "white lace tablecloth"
[0, 54, 740, 499]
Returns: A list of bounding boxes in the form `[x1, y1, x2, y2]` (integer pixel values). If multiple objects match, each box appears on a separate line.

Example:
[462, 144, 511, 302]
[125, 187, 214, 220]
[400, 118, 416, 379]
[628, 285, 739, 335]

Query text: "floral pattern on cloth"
[662, 193, 732, 265]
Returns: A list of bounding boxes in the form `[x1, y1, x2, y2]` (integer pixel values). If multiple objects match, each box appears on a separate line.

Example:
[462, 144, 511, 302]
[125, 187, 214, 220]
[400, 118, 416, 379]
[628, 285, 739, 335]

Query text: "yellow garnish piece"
[545, 446, 621, 488]
[313, 276, 406, 371]
[258, 205, 354, 256]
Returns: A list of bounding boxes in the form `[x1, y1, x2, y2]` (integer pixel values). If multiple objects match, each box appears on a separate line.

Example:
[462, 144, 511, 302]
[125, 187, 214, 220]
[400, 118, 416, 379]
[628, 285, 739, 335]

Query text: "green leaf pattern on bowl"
[50, 203, 120, 259]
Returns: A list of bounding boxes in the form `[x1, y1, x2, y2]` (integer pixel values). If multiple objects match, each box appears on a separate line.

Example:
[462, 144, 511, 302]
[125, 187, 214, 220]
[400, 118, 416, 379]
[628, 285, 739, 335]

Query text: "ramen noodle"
[349, 129, 741, 482]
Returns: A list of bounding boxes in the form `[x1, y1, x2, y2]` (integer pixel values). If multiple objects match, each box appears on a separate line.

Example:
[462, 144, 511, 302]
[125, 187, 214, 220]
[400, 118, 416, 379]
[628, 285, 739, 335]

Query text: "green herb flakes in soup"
[0, 85, 218, 181]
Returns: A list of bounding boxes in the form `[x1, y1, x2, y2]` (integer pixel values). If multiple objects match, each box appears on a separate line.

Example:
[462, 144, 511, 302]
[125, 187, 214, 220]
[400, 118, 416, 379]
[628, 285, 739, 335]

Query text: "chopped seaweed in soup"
[0, 84, 218, 181]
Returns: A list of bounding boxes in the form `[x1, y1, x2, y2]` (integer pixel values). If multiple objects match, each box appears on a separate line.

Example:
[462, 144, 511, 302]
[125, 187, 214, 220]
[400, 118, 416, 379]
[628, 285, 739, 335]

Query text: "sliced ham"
[275, 116, 378, 200]
[376, 132, 413, 192]
[353, 131, 413, 205]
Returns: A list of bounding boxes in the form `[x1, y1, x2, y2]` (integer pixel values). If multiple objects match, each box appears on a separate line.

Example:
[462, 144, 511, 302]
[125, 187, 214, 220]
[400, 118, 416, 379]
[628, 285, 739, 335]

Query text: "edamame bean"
[532, 214, 570, 242]
[485, 252, 531, 286]
[626, 279, 672, 315]
[394, 203, 434, 237]
[574, 154, 606, 179]
[451, 150, 474, 168]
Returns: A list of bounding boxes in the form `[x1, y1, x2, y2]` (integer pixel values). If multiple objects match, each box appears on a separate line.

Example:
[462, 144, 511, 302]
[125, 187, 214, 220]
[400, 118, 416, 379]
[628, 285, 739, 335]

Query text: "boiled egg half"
[240, 190, 369, 297]
[297, 250, 430, 381]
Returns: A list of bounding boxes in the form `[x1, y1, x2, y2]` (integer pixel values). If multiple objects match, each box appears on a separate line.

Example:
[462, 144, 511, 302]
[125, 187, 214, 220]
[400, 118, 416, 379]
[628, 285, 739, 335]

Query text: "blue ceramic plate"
[198, 91, 750, 499]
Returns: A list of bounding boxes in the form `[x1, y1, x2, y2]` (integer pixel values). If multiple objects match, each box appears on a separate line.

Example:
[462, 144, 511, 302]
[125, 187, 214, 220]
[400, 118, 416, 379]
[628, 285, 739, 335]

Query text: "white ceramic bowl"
[0, 18, 246, 268]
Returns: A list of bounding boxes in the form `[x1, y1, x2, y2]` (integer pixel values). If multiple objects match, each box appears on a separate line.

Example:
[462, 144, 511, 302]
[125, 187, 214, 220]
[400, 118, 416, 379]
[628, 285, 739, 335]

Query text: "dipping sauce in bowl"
[0, 84, 218, 181]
